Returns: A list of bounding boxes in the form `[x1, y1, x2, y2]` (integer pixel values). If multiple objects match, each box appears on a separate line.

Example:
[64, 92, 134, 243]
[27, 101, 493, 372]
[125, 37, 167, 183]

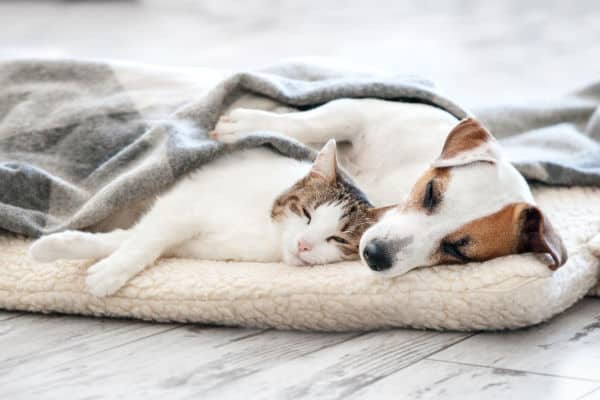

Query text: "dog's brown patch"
[435, 204, 520, 265]
[404, 167, 450, 214]
[434, 202, 567, 269]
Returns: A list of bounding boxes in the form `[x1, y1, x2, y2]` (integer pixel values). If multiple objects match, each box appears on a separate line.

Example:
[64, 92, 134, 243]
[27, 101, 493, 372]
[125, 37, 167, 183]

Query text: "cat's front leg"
[85, 241, 168, 297]
[211, 99, 363, 145]
[85, 235, 188, 297]
[85, 218, 198, 297]
[85, 248, 152, 297]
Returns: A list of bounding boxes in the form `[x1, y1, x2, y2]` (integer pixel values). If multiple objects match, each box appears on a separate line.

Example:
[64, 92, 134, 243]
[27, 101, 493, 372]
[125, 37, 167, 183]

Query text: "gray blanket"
[1, 59, 599, 236]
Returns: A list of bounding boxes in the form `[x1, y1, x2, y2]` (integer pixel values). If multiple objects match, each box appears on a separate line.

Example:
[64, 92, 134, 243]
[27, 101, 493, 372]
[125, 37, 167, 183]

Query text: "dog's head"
[359, 118, 567, 276]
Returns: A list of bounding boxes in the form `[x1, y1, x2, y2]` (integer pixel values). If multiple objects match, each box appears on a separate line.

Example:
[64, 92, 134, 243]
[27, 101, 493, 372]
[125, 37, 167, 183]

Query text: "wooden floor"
[1, 0, 600, 399]
[1, 298, 599, 399]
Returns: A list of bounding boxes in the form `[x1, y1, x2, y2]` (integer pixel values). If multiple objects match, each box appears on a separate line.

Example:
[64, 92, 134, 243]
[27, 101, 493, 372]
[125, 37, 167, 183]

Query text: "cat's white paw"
[29, 231, 87, 262]
[85, 259, 133, 297]
[210, 108, 275, 143]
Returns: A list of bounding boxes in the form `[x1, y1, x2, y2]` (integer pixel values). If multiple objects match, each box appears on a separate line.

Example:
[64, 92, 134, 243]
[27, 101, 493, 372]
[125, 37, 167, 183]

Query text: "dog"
[212, 98, 567, 276]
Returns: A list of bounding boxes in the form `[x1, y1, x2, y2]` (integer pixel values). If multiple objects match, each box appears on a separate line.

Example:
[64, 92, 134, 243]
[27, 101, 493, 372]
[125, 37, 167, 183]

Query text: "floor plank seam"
[427, 358, 600, 383]
[0, 313, 25, 322]
[419, 332, 477, 358]
[213, 328, 272, 348]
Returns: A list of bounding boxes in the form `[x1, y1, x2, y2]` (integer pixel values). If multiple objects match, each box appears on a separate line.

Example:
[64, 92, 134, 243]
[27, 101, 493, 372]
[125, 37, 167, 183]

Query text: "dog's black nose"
[363, 240, 393, 271]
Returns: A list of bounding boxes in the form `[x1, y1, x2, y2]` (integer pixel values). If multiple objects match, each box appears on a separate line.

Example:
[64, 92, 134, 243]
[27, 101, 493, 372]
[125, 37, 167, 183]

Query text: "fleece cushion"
[1, 186, 599, 331]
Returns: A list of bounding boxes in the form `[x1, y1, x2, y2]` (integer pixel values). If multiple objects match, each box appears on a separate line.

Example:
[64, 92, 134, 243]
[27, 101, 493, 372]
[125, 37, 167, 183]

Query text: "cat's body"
[160, 148, 310, 263]
[31, 140, 382, 296]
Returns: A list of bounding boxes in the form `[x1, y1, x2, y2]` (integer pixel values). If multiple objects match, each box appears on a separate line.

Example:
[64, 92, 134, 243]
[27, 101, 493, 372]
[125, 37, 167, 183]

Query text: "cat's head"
[271, 140, 391, 266]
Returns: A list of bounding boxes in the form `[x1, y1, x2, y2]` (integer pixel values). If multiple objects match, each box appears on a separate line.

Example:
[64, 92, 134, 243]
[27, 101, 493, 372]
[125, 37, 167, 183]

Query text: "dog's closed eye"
[441, 237, 471, 262]
[423, 179, 440, 211]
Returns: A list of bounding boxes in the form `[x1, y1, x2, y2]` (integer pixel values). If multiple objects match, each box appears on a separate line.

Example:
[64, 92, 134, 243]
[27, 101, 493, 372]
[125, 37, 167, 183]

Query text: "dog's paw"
[85, 259, 133, 297]
[210, 108, 275, 143]
[29, 231, 88, 262]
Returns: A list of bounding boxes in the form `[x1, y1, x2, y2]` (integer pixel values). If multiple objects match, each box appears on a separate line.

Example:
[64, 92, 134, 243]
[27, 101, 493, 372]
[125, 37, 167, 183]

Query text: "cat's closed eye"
[302, 207, 312, 224]
[327, 235, 349, 244]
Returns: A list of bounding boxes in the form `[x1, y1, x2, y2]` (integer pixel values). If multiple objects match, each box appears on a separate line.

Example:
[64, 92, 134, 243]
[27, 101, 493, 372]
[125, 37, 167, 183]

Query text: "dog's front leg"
[211, 98, 366, 145]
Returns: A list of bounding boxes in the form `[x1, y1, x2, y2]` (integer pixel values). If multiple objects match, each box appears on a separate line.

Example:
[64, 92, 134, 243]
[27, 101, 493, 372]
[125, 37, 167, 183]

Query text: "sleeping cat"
[30, 139, 388, 297]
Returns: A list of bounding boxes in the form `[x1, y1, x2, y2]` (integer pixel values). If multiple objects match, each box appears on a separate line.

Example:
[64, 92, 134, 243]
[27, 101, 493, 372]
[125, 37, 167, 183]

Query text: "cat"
[30, 139, 389, 297]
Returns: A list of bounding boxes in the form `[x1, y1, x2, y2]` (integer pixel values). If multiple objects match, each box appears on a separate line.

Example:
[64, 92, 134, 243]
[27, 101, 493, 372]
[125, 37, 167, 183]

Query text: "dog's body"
[213, 98, 567, 276]
[94, 97, 458, 232]
[216, 98, 457, 207]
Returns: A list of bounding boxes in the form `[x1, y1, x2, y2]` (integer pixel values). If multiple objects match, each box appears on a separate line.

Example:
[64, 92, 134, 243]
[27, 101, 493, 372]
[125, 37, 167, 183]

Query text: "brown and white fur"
[211, 99, 567, 276]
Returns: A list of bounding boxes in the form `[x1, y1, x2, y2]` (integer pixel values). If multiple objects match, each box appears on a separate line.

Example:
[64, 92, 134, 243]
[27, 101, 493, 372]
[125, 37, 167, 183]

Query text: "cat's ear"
[368, 205, 397, 221]
[310, 139, 338, 183]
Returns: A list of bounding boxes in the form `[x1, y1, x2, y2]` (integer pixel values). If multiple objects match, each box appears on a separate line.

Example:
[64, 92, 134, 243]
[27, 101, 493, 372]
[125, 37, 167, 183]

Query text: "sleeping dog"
[212, 98, 567, 276]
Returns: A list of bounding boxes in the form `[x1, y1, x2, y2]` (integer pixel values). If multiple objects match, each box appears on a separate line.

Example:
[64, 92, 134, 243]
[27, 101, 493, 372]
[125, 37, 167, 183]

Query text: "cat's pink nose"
[297, 239, 312, 253]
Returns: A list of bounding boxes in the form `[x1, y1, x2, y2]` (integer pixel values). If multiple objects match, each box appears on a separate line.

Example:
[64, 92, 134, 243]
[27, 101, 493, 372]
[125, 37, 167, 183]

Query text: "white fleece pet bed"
[1, 186, 599, 331]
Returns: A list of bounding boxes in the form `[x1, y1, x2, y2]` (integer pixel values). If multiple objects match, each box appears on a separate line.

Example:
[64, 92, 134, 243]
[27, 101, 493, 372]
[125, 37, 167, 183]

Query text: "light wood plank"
[348, 359, 598, 400]
[1, 327, 358, 399]
[0, 313, 263, 386]
[431, 298, 600, 382]
[206, 330, 470, 400]
[0, 314, 187, 382]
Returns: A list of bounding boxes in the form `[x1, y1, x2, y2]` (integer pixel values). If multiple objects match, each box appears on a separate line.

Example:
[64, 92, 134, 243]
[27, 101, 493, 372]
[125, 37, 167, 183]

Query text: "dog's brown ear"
[515, 204, 568, 270]
[432, 118, 502, 168]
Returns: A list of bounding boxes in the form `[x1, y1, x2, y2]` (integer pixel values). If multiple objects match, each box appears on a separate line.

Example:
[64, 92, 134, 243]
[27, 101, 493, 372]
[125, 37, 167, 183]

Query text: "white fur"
[281, 203, 346, 266]
[31, 147, 347, 296]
